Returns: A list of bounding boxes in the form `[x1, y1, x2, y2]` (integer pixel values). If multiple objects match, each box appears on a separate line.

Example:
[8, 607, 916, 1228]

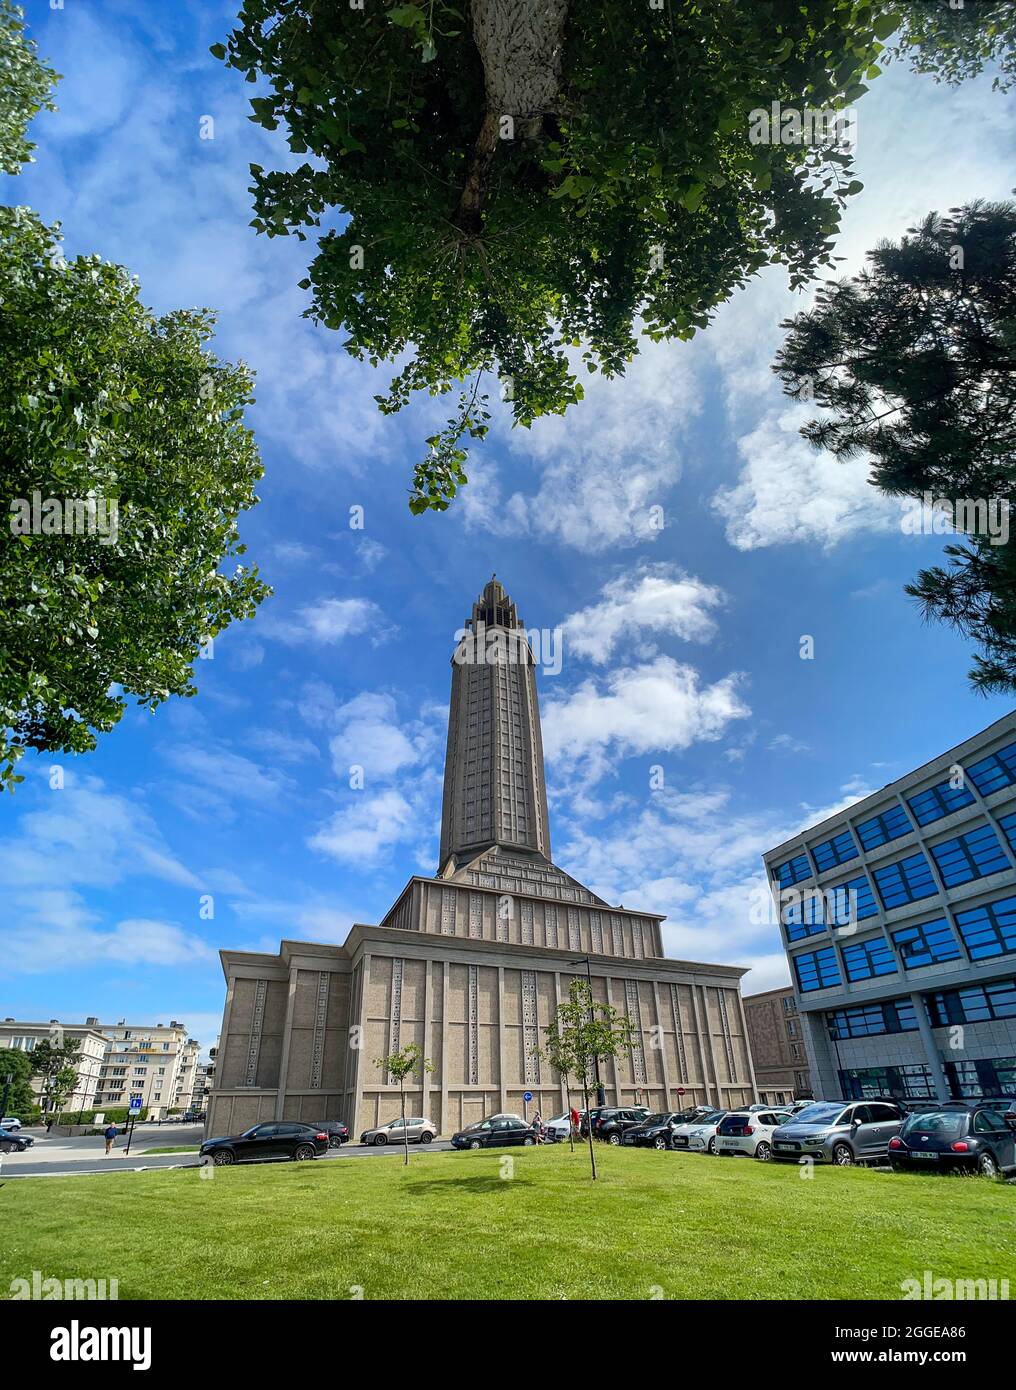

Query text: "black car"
[592, 1107, 651, 1144]
[451, 1115, 538, 1149]
[888, 1101, 1016, 1178]
[323, 1121, 350, 1148]
[199, 1121, 329, 1166]
[0, 1126, 29, 1153]
[621, 1112, 685, 1150]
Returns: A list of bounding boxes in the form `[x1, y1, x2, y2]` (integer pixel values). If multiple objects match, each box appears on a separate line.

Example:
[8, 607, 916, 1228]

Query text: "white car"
[672, 1112, 728, 1155]
[715, 1109, 793, 1161]
[541, 1113, 573, 1142]
[0, 1117, 21, 1131]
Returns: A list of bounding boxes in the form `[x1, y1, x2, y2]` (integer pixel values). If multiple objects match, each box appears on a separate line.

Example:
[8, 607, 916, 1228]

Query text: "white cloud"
[327, 692, 423, 781]
[3, 916, 215, 975]
[542, 657, 750, 786]
[561, 564, 725, 665]
[308, 789, 417, 864]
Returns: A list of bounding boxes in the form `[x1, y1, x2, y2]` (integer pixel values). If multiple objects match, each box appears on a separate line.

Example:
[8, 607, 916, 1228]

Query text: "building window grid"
[891, 917, 962, 968]
[965, 740, 1016, 798]
[907, 778, 976, 827]
[794, 947, 841, 993]
[811, 830, 859, 873]
[841, 935, 898, 981]
[930, 822, 1009, 889]
[872, 851, 938, 910]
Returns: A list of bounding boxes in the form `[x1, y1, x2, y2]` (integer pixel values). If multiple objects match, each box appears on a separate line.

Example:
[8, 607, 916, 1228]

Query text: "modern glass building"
[764, 714, 1016, 1104]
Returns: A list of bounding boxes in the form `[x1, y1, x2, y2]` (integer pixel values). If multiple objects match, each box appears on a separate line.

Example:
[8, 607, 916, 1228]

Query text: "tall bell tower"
[438, 576, 553, 872]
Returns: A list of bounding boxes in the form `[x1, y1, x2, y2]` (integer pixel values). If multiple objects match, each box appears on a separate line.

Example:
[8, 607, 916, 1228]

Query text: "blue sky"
[3, 0, 1015, 1052]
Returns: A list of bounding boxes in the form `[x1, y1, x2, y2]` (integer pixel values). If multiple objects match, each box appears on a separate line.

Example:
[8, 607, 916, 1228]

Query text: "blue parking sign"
[129, 1096, 143, 1113]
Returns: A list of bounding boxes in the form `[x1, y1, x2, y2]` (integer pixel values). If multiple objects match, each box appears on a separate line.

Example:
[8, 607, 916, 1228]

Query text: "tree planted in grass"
[541, 978, 634, 1181]
[214, 0, 898, 512]
[0, 2, 269, 791]
[373, 1042, 434, 1165]
[774, 199, 1016, 693]
[29, 1038, 81, 1117]
[0, 1047, 36, 1119]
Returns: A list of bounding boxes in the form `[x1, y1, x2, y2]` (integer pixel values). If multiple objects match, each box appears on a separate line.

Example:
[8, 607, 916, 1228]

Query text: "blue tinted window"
[872, 852, 937, 910]
[842, 936, 898, 981]
[966, 741, 1016, 798]
[827, 999, 917, 1039]
[811, 830, 859, 873]
[927, 979, 1016, 1026]
[931, 823, 1008, 888]
[794, 947, 841, 993]
[891, 918, 961, 968]
[782, 891, 824, 943]
[775, 854, 811, 888]
[996, 810, 1016, 855]
[907, 779, 976, 826]
[827, 874, 878, 925]
[954, 894, 1016, 960]
[856, 803, 911, 851]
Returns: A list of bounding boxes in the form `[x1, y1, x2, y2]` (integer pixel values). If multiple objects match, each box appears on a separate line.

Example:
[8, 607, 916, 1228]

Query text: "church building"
[208, 578, 758, 1137]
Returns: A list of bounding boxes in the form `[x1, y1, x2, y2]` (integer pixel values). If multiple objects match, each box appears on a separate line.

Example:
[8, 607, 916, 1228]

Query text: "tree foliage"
[0, 0, 57, 175]
[0, 1046, 36, 1118]
[887, 0, 1016, 89]
[774, 200, 1016, 692]
[215, 0, 896, 511]
[1, 10, 269, 790]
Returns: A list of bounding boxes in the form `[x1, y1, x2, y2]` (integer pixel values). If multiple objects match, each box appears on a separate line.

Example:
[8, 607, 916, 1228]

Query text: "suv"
[888, 1100, 1016, 1178]
[0, 1117, 22, 1132]
[592, 1107, 650, 1144]
[622, 1112, 685, 1150]
[770, 1099, 907, 1166]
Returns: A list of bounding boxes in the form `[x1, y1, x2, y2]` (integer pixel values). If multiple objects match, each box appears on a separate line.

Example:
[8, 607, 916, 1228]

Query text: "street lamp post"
[569, 957, 606, 1108]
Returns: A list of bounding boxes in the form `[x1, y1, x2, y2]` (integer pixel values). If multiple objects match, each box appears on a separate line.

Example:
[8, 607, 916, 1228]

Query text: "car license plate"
[674, 1136, 688, 1146]
[909, 1151, 938, 1160]
[719, 1139, 738, 1148]
[622, 1135, 635, 1145]
[775, 1142, 796, 1152]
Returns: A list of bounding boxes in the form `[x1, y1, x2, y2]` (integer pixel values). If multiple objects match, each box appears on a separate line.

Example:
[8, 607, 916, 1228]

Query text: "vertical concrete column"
[651, 980, 672, 1108]
[440, 960, 450, 1133]
[422, 959, 433, 1121]
[350, 953, 371, 1132]
[275, 970, 299, 1120]
[912, 991, 949, 1102]
[498, 965, 508, 1115]
[553, 970, 568, 1111]
[604, 976, 621, 1104]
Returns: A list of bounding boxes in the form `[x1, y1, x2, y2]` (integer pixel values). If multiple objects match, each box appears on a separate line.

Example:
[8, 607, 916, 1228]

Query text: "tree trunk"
[457, 0, 570, 232]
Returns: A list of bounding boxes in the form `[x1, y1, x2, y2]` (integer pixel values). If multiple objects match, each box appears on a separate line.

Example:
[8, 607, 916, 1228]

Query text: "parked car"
[541, 1113, 573, 1143]
[622, 1112, 686, 1150]
[451, 1115, 538, 1149]
[199, 1121, 328, 1165]
[770, 1099, 907, 1166]
[668, 1109, 724, 1152]
[784, 1100, 820, 1115]
[180, 1110, 206, 1123]
[681, 1112, 729, 1154]
[0, 1117, 22, 1131]
[591, 1107, 651, 1144]
[0, 1126, 29, 1153]
[888, 1102, 1016, 1178]
[715, 1109, 793, 1161]
[323, 1121, 350, 1148]
[359, 1116, 437, 1146]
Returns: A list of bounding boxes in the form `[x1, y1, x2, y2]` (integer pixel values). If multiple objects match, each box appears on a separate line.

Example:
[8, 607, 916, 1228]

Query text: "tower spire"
[438, 577, 551, 870]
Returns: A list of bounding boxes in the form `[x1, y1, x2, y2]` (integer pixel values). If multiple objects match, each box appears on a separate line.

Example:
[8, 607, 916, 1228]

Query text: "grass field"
[3, 1146, 1013, 1300]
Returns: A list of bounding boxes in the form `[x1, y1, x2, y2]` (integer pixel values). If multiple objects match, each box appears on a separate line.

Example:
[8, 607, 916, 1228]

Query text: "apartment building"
[93, 1021, 201, 1114]
[0, 1018, 107, 1114]
[742, 986, 813, 1105]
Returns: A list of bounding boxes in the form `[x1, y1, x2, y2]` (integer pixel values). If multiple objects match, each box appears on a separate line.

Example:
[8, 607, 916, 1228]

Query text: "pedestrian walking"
[532, 1109, 544, 1143]
[103, 1123, 117, 1156]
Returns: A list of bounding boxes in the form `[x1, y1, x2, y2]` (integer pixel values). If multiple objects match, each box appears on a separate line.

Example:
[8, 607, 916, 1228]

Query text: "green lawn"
[3, 1147, 1013, 1300]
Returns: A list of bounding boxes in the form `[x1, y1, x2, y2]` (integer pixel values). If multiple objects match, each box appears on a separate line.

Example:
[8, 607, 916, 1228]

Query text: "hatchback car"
[771, 1099, 907, 1166]
[359, 1116, 437, 1146]
[888, 1103, 1016, 1178]
[451, 1115, 538, 1149]
[715, 1109, 792, 1161]
[199, 1121, 328, 1165]
[323, 1121, 350, 1148]
[673, 1111, 728, 1154]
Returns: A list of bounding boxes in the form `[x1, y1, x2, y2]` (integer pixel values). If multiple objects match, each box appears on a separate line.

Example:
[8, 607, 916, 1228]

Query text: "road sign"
[677, 1087, 686, 1095]
[129, 1095, 143, 1113]
[523, 1091, 533, 1103]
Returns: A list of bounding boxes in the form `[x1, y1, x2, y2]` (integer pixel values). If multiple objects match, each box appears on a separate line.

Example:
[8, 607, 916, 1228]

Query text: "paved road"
[1, 1127, 456, 1178]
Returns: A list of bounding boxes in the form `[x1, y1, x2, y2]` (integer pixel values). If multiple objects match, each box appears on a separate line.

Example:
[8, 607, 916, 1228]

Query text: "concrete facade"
[742, 986, 813, 1105]
[210, 577, 758, 1137]
[764, 713, 1016, 1105]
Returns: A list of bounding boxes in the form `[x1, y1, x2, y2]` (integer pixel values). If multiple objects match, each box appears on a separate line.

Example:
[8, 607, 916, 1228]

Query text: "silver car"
[359, 1115, 437, 1146]
[770, 1100, 907, 1166]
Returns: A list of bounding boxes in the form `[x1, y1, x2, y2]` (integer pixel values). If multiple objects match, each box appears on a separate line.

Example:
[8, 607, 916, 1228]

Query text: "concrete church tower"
[209, 575, 758, 1138]
[439, 576, 552, 872]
